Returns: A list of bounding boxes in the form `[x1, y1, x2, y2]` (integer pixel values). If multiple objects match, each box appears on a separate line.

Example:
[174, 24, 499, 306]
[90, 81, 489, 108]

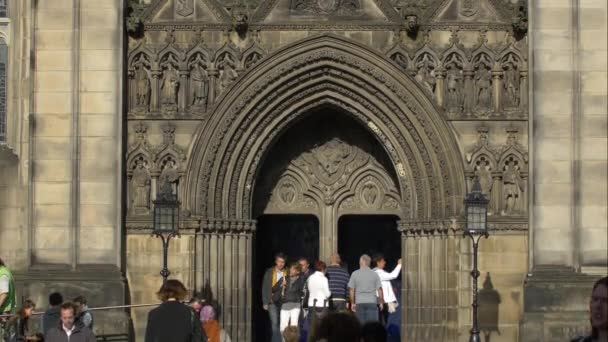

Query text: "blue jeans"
[269, 304, 281, 342]
[356, 303, 379, 324]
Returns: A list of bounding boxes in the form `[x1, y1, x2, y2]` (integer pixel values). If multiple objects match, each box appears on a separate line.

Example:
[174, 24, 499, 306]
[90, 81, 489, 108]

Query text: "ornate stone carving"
[502, 55, 520, 110]
[160, 63, 180, 111]
[473, 55, 493, 116]
[134, 61, 151, 110]
[216, 53, 238, 96]
[289, 0, 361, 15]
[131, 158, 152, 214]
[159, 157, 180, 196]
[190, 63, 209, 109]
[175, 0, 194, 17]
[414, 54, 437, 97]
[501, 156, 524, 215]
[459, 0, 480, 17]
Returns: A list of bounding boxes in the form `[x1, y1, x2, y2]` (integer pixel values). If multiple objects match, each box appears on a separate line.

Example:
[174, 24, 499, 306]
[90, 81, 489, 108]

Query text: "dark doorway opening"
[253, 214, 319, 342]
[337, 215, 401, 273]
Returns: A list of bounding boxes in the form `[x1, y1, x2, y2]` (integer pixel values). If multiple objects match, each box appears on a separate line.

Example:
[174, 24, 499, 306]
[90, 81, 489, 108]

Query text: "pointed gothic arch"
[185, 34, 466, 222]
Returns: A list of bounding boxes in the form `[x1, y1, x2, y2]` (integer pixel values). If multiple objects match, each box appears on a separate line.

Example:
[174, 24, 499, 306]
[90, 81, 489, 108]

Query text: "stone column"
[491, 64, 503, 114]
[207, 68, 218, 104]
[434, 67, 446, 107]
[399, 220, 458, 342]
[198, 218, 255, 342]
[151, 70, 161, 112]
[127, 70, 135, 111]
[179, 70, 190, 113]
[519, 68, 528, 112]
[463, 67, 475, 115]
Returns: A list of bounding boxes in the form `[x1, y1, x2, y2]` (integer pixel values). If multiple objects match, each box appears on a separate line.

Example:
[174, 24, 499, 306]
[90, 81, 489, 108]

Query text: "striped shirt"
[326, 265, 350, 300]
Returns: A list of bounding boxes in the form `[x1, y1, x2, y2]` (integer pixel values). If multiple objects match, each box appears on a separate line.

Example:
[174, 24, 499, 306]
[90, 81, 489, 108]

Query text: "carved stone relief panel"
[465, 123, 528, 216]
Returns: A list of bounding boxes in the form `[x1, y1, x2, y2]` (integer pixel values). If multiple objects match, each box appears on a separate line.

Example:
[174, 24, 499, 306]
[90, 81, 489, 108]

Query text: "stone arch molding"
[185, 34, 466, 221]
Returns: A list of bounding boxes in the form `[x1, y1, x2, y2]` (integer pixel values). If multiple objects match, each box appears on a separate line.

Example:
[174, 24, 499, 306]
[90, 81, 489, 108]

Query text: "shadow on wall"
[479, 272, 502, 342]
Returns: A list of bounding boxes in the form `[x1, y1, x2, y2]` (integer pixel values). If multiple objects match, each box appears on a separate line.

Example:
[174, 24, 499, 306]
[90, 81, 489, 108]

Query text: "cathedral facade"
[0, 0, 606, 341]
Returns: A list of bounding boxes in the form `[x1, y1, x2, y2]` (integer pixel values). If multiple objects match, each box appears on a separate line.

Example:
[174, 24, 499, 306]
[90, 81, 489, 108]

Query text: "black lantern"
[463, 178, 489, 342]
[152, 182, 180, 284]
[465, 178, 489, 234]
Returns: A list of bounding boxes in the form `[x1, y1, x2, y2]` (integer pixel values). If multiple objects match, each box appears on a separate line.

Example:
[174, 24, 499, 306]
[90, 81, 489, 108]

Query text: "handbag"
[271, 277, 285, 305]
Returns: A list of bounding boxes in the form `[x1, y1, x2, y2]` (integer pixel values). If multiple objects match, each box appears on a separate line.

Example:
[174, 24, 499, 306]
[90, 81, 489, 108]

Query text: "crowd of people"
[261, 252, 402, 342]
[1, 256, 607, 342]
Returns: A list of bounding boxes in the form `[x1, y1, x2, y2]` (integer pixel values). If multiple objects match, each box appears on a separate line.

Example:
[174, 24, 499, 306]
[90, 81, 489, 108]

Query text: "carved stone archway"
[185, 34, 467, 341]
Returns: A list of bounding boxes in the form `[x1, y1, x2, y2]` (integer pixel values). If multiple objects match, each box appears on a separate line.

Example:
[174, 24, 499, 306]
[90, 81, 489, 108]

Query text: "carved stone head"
[232, 6, 249, 37]
[405, 14, 418, 33]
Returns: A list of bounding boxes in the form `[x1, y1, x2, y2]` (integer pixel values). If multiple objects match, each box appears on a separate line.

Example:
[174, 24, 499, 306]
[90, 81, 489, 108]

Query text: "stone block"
[533, 115, 571, 138]
[36, 50, 73, 71]
[580, 8, 607, 30]
[78, 225, 116, 250]
[36, 9, 74, 29]
[31, 248, 71, 264]
[533, 90, 572, 116]
[581, 205, 608, 228]
[81, 29, 119, 50]
[582, 71, 608, 93]
[80, 181, 116, 205]
[35, 30, 72, 50]
[79, 71, 118, 92]
[81, 50, 118, 71]
[80, 137, 116, 165]
[534, 49, 573, 71]
[581, 50, 608, 72]
[532, 29, 572, 50]
[34, 181, 70, 204]
[533, 70, 573, 93]
[34, 226, 71, 249]
[534, 138, 572, 162]
[80, 114, 117, 137]
[81, 9, 119, 29]
[535, 206, 572, 230]
[534, 160, 571, 183]
[581, 138, 608, 160]
[581, 114, 607, 136]
[532, 0, 572, 9]
[33, 113, 71, 137]
[35, 71, 73, 92]
[580, 29, 608, 51]
[80, 158, 115, 182]
[34, 92, 72, 114]
[533, 8, 572, 29]
[80, 204, 116, 227]
[34, 204, 70, 227]
[33, 137, 71, 160]
[37, 0, 73, 8]
[534, 183, 571, 206]
[33, 159, 72, 182]
[80, 92, 117, 114]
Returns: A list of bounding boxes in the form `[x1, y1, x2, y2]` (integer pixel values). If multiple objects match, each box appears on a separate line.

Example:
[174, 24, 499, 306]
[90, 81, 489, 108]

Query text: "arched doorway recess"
[185, 34, 466, 341]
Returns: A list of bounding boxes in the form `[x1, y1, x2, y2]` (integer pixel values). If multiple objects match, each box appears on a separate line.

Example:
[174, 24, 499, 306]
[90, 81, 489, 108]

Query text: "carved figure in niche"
[502, 160, 524, 215]
[159, 159, 180, 196]
[474, 66, 492, 113]
[445, 65, 463, 112]
[415, 61, 436, 96]
[245, 53, 261, 69]
[160, 64, 180, 107]
[391, 53, 408, 70]
[217, 62, 238, 95]
[131, 159, 151, 214]
[190, 63, 208, 107]
[135, 63, 150, 108]
[503, 62, 520, 108]
[475, 159, 494, 212]
[361, 183, 379, 206]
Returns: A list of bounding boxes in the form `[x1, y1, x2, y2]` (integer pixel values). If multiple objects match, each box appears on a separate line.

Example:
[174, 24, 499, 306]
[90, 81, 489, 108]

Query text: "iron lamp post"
[152, 183, 180, 285]
[464, 178, 489, 342]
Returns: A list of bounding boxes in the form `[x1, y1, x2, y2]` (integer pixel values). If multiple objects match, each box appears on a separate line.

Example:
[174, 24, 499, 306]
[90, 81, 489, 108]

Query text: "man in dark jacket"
[42, 292, 63, 336]
[45, 302, 95, 342]
[262, 252, 287, 342]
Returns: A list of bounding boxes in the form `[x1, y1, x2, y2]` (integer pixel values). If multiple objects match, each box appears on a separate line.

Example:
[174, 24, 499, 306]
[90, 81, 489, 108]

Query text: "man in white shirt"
[373, 254, 401, 325]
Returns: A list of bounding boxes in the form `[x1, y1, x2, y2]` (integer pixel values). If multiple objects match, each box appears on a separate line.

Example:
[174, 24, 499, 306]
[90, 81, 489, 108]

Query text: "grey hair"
[359, 254, 371, 266]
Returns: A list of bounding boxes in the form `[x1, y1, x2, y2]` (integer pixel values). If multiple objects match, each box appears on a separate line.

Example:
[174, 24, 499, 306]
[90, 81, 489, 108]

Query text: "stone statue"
[131, 159, 151, 213]
[445, 65, 463, 112]
[160, 64, 180, 107]
[475, 66, 492, 112]
[415, 62, 436, 96]
[135, 63, 150, 108]
[502, 160, 524, 215]
[218, 62, 238, 95]
[159, 159, 180, 196]
[475, 159, 494, 213]
[392, 53, 408, 70]
[190, 64, 208, 107]
[503, 62, 520, 108]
